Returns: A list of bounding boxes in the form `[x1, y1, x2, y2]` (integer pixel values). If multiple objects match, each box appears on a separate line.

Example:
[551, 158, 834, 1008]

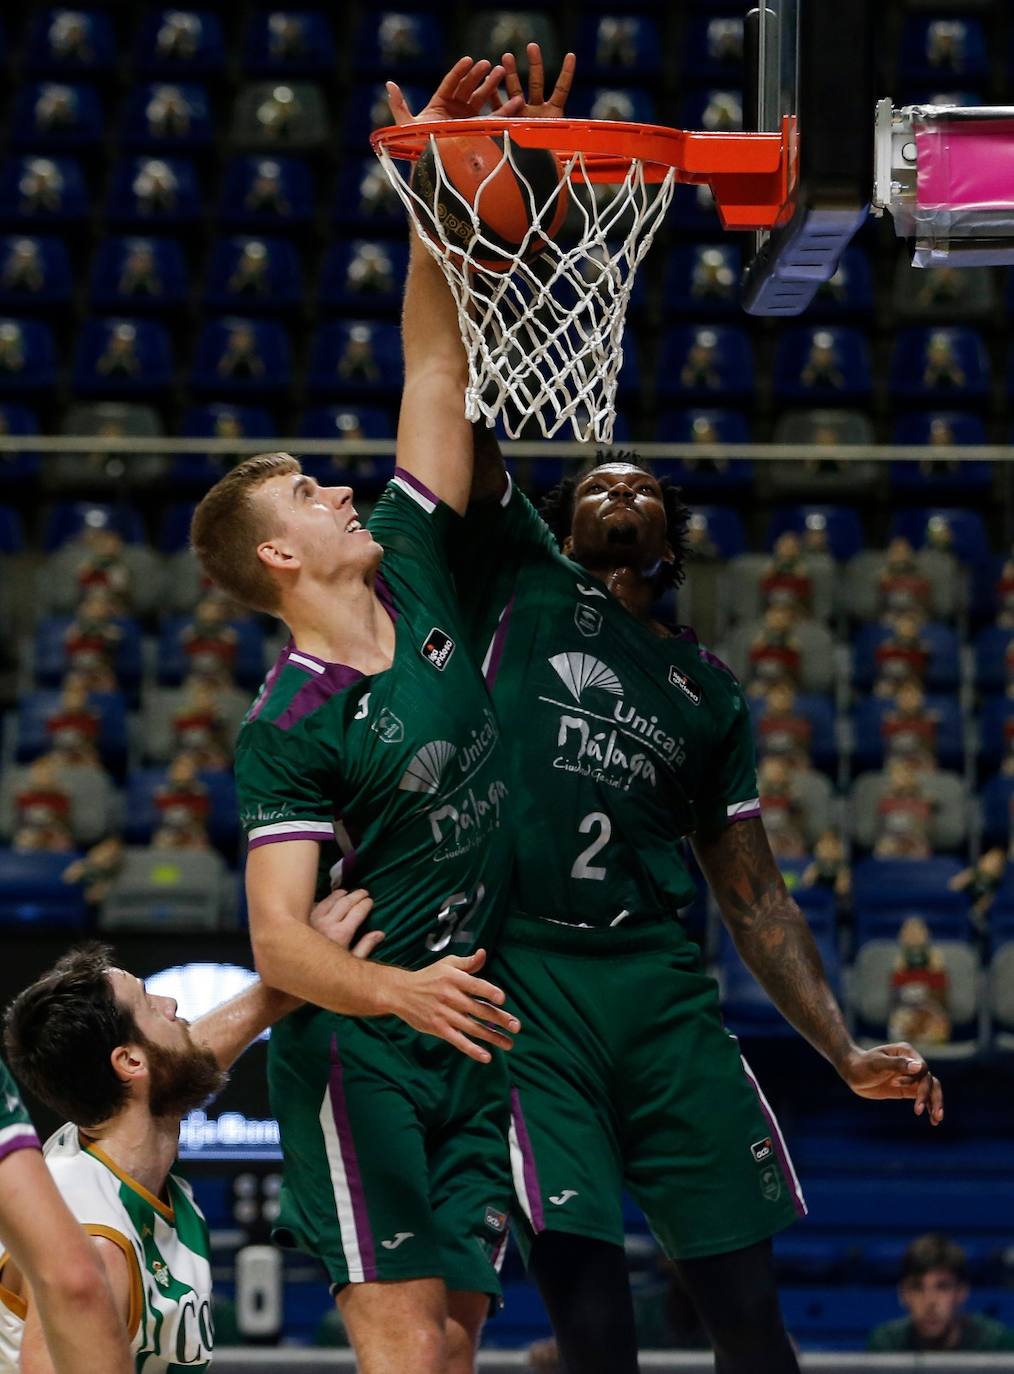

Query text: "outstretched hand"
[492, 42, 576, 119]
[387, 55, 524, 127]
[839, 1042, 944, 1125]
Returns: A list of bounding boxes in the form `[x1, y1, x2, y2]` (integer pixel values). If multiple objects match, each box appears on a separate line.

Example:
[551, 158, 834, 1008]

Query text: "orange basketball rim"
[372, 115, 798, 232]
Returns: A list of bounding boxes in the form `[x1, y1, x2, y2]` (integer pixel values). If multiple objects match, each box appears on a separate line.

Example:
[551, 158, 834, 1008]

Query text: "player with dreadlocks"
[450, 423, 943, 1374]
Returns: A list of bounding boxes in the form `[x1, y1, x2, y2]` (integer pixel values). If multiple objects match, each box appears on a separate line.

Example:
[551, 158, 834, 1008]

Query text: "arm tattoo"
[694, 819, 854, 1069]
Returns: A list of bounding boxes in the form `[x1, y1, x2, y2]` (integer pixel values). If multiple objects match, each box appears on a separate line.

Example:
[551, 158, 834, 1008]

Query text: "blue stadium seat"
[574, 86, 657, 125]
[0, 504, 26, 552]
[657, 326, 754, 401]
[42, 501, 146, 551]
[0, 236, 72, 308]
[243, 11, 338, 76]
[684, 14, 744, 82]
[159, 501, 197, 553]
[299, 405, 393, 489]
[318, 240, 407, 314]
[0, 156, 88, 226]
[0, 407, 40, 490]
[664, 244, 742, 318]
[107, 156, 202, 227]
[157, 615, 267, 688]
[307, 321, 402, 397]
[89, 236, 189, 311]
[356, 13, 444, 75]
[135, 10, 227, 76]
[122, 82, 214, 150]
[851, 622, 961, 692]
[808, 247, 875, 319]
[766, 506, 865, 563]
[190, 318, 292, 397]
[332, 157, 405, 230]
[774, 858, 838, 927]
[853, 906, 970, 944]
[890, 507, 990, 571]
[975, 627, 1014, 694]
[34, 615, 144, 692]
[343, 82, 426, 149]
[124, 767, 239, 855]
[890, 326, 991, 401]
[219, 155, 315, 230]
[686, 505, 746, 559]
[15, 688, 128, 774]
[72, 318, 173, 397]
[899, 16, 988, 81]
[654, 410, 753, 495]
[981, 774, 1014, 849]
[779, 1285, 901, 1352]
[890, 412, 991, 495]
[11, 82, 104, 149]
[0, 850, 87, 930]
[773, 327, 872, 403]
[204, 237, 302, 312]
[772, 1235, 845, 1283]
[172, 403, 274, 491]
[0, 319, 57, 393]
[682, 88, 743, 132]
[26, 9, 116, 74]
[980, 697, 1014, 767]
[852, 858, 967, 921]
[750, 692, 838, 776]
[849, 694, 965, 773]
[573, 16, 662, 77]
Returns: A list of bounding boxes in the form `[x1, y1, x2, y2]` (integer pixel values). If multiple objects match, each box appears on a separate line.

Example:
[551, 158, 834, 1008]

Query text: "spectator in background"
[63, 836, 125, 908]
[874, 759, 934, 859]
[950, 848, 1006, 929]
[802, 831, 852, 905]
[869, 1235, 1014, 1352]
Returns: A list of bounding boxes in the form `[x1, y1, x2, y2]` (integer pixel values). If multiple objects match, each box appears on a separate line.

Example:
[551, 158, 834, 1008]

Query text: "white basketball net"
[374, 127, 677, 442]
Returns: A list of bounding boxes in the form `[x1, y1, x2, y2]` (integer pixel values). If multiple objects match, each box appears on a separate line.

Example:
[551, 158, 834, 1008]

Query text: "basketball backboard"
[742, 2, 874, 315]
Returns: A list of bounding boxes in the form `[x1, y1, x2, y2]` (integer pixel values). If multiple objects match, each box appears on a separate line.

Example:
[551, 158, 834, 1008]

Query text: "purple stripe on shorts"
[741, 1061, 807, 1218]
[485, 597, 515, 689]
[275, 662, 365, 731]
[394, 467, 440, 508]
[0, 1131, 41, 1163]
[510, 1087, 545, 1233]
[328, 1034, 377, 1280]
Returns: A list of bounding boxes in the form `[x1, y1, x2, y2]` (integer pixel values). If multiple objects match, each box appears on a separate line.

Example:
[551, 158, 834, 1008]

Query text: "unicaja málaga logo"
[549, 653, 624, 704]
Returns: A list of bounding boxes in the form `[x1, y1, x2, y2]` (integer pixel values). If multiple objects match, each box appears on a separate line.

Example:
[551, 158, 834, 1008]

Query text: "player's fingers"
[435, 56, 475, 103]
[450, 1010, 515, 1052]
[455, 57, 492, 104]
[338, 894, 375, 929]
[440, 1025, 492, 1064]
[466, 997, 519, 1033]
[450, 948, 489, 976]
[549, 52, 577, 112]
[386, 81, 413, 125]
[929, 1075, 944, 1124]
[526, 41, 545, 105]
[452, 971, 507, 1007]
[501, 51, 523, 101]
[471, 63, 508, 111]
[351, 930, 385, 960]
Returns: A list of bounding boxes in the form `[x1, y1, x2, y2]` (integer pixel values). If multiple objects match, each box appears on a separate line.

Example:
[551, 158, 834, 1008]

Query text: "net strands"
[375, 129, 676, 442]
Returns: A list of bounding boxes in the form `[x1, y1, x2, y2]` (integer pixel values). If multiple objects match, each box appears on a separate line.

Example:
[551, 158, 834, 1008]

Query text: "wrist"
[368, 964, 407, 1017]
[832, 1041, 862, 1076]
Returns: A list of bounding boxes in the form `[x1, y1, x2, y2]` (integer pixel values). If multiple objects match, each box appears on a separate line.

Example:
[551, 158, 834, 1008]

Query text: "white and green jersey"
[0, 1125, 213, 1373]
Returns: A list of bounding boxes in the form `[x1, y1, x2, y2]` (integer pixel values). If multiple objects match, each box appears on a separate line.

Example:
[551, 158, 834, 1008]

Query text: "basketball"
[410, 134, 569, 272]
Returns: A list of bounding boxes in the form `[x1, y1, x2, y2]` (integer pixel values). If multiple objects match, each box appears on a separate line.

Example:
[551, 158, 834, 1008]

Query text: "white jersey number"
[571, 812, 611, 881]
[426, 884, 485, 952]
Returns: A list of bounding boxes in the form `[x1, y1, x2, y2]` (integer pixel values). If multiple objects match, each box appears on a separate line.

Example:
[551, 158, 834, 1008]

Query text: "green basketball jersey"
[235, 471, 513, 969]
[0, 1125, 213, 1374]
[0, 1059, 39, 1162]
[453, 477, 760, 928]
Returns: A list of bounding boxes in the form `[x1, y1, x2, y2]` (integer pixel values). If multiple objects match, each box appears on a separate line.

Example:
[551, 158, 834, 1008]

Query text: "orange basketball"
[410, 134, 569, 272]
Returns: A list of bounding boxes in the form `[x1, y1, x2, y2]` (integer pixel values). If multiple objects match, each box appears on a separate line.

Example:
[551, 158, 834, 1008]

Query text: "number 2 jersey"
[0, 1125, 212, 1374]
[234, 471, 513, 968]
[453, 475, 761, 929]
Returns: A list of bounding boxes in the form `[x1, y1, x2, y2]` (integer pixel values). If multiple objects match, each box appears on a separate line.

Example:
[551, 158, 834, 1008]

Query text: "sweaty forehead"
[582, 463, 654, 485]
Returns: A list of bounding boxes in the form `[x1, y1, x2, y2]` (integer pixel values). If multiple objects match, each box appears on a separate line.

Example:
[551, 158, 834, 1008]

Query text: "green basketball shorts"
[494, 914, 804, 1262]
[267, 1006, 512, 1296]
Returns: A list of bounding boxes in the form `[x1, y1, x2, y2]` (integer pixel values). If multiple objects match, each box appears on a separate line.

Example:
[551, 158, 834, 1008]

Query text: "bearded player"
[189, 58, 531, 1374]
[0, 1060, 132, 1374]
[1, 889, 380, 1374]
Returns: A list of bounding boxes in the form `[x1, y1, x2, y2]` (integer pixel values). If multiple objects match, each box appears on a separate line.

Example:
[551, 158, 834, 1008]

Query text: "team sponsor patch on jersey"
[422, 627, 455, 670]
[371, 707, 404, 744]
[751, 1136, 774, 1164]
[484, 1205, 508, 1234]
[759, 1164, 782, 1202]
[574, 604, 603, 638]
[668, 665, 702, 705]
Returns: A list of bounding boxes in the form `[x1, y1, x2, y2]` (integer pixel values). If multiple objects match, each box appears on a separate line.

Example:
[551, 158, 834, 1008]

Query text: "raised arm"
[693, 818, 944, 1125]
[389, 58, 519, 515]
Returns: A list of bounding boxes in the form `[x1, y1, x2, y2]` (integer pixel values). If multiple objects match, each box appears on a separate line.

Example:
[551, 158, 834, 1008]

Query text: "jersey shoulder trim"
[248, 818, 334, 849]
[726, 797, 762, 822]
[392, 467, 439, 514]
[83, 1140, 175, 1224]
[0, 1279, 25, 1322]
[0, 1123, 40, 1163]
[245, 644, 364, 735]
[84, 1224, 143, 1340]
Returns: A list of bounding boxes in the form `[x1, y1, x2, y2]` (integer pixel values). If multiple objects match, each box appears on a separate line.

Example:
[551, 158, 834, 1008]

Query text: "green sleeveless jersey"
[453, 477, 760, 928]
[0, 1059, 39, 1162]
[235, 471, 513, 969]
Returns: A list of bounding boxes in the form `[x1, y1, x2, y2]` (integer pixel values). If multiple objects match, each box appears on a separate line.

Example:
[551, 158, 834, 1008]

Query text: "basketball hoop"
[372, 117, 792, 442]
